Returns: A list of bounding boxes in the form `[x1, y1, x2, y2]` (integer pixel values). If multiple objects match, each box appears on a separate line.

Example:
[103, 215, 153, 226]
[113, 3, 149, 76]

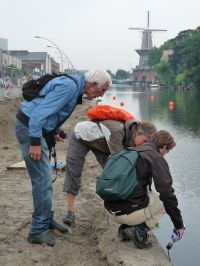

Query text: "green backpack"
[96, 147, 150, 201]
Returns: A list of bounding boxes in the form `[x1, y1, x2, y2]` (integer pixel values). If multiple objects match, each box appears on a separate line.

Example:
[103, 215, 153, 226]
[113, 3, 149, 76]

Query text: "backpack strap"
[60, 74, 82, 104]
[127, 145, 154, 152]
[127, 145, 154, 192]
[123, 121, 138, 148]
[58, 73, 78, 88]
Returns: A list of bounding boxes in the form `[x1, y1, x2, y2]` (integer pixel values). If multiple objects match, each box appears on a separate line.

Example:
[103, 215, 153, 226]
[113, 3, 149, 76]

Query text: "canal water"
[101, 85, 200, 266]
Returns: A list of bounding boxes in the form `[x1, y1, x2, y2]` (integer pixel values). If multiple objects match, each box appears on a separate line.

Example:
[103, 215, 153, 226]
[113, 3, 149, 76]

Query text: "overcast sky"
[1, 0, 199, 73]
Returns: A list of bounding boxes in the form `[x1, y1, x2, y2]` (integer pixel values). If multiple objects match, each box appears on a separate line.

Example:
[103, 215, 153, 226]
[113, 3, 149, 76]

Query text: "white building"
[0, 37, 8, 50]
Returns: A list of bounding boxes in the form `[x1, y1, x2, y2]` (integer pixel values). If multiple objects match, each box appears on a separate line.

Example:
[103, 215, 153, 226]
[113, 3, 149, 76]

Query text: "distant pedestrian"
[3, 76, 11, 98]
[22, 75, 27, 85]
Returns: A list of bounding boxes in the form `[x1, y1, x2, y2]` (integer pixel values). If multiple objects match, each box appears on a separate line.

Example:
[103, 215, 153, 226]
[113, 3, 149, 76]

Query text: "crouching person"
[104, 130, 185, 249]
[63, 120, 157, 227]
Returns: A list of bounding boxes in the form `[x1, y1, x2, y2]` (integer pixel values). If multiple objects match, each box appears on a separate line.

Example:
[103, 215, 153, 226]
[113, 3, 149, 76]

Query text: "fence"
[0, 66, 32, 100]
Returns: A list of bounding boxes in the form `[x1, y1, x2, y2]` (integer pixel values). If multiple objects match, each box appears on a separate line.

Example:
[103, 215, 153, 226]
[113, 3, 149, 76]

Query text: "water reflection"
[102, 85, 200, 266]
[104, 86, 200, 136]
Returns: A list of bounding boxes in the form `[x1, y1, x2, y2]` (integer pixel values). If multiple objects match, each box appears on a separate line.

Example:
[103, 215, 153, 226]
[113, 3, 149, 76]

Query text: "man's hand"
[54, 129, 66, 142]
[54, 134, 65, 142]
[29, 146, 41, 160]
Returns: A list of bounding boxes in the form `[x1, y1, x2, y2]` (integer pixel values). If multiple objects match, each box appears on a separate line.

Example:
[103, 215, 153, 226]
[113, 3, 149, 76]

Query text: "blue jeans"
[15, 119, 53, 234]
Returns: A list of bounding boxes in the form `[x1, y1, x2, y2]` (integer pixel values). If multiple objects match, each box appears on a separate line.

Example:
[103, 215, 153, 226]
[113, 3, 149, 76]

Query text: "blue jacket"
[19, 74, 85, 144]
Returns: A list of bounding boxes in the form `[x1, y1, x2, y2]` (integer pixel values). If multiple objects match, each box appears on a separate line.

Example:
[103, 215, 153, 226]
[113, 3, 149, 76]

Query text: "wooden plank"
[7, 161, 26, 170]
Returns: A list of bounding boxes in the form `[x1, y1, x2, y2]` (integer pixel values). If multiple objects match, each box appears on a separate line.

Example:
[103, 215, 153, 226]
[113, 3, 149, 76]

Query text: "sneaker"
[118, 224, 131, 240]
[63, 211, 75, 227]
[124, 225, 152, 249]
[28, 230, 56, 246]
[49, 219, 70, 233]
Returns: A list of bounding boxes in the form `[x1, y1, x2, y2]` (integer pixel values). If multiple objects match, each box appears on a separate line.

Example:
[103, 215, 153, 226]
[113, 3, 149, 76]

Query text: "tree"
[107, 69, 115, 79]
[115, 69, 129, 80]
[148, 27, 200, 88]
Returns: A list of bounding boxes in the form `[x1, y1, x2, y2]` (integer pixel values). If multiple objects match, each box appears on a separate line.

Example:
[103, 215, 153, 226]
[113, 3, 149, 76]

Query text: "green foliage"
[149, 27, 200, 88]
[154, 60, 175, 86]
[104, 69, 131, 80]
[185, 65, 200, 87]
[8, 64, 17, 68]
[148, 47, 162, 66]
[115, 69, 130, 79]
[175, 73, 184, 85]
[107, 69, 115, 79]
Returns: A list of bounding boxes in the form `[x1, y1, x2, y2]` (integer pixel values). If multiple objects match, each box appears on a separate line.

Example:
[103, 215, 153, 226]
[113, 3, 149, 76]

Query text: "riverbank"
[0, 99, 172, 266]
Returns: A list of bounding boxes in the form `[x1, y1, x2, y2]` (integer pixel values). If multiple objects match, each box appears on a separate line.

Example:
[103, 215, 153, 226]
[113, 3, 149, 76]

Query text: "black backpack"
[22, 73, 78, 101]
[22, 73, 80, 154]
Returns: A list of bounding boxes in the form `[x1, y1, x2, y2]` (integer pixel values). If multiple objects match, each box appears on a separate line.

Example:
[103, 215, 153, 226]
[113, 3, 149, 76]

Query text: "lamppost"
[46, 45, 77, 73]
[61, 50, 77, 72]
[46, 45, 70, 73]
[34, 35, 63, 73]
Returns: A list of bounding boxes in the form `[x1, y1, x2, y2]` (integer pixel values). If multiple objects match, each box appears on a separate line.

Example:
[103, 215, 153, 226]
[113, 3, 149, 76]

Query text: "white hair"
[84, 69, 112, 87]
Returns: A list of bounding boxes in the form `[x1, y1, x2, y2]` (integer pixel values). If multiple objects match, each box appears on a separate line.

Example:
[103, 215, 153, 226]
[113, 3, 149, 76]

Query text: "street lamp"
[46, 45, 77, 73]
[46, 45, 70, 73]
[60, 49, 76, 72]
[34, 35, 63, 73]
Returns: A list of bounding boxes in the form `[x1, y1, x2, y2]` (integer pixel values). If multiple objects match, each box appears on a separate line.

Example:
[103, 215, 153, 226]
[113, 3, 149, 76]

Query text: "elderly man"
[15, 69, 112, 246]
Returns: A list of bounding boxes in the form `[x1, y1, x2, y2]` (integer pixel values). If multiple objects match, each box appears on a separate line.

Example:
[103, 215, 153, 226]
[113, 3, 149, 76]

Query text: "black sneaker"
[118, 224, 131, 240]
[124, 226, 152, 249]
[49, 219, 70, 233]
[28, 230, 56, 246]
[63, 211, 75, 227]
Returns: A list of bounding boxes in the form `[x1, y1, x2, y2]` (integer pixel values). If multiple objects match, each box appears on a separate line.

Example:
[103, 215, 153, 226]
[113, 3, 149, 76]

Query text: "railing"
[0, 66, 33, 100]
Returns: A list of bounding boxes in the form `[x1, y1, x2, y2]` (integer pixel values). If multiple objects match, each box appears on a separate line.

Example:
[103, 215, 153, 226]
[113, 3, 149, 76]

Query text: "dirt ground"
[0, 99, 171, 266]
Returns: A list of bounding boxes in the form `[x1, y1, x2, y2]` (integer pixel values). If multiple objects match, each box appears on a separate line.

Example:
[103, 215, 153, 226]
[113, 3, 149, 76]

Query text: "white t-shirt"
[74, 121, 111, 143]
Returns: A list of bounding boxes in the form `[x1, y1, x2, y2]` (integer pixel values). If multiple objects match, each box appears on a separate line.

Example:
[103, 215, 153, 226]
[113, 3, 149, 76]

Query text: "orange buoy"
[149, 95, 155, 101]
[168, 101, 174, 110]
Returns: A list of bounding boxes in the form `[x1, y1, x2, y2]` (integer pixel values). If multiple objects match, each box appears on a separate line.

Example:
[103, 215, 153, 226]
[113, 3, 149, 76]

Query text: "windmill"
[129, 11, 167, 68]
